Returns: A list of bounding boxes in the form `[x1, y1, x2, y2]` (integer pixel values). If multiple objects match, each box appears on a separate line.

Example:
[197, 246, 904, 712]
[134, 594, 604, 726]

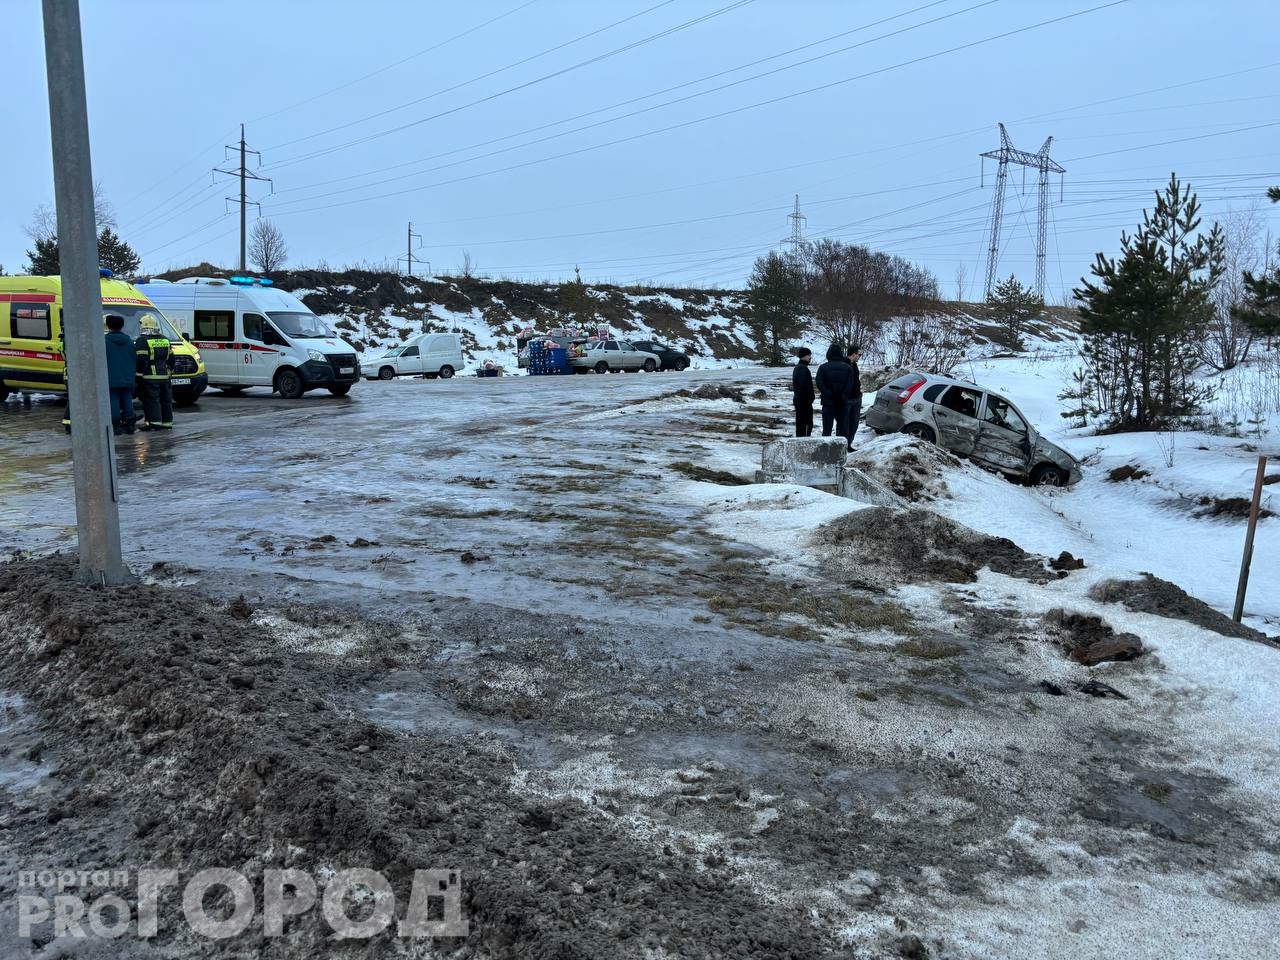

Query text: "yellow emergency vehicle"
[0, 273, 207, 405]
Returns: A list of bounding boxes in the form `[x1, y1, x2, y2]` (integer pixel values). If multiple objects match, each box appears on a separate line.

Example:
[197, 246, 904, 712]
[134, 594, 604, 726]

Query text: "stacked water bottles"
[527, 339, 572, 375]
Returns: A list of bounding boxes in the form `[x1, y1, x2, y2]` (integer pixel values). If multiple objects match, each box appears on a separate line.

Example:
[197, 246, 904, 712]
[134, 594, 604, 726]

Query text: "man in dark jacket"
[814, 343, 856, 440]
[135, 313, 174, 431]
[104, 314, 136, 435]
[791, 348, 815, 437]
[844, 344, 863, 450]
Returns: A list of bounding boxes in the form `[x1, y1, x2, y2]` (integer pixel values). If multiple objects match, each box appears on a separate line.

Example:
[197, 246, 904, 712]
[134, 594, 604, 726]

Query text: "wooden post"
[1233, 455, 1268, 623]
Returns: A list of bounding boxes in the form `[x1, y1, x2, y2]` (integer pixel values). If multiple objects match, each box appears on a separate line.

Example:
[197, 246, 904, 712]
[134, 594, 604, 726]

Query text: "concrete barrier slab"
[757, 437, 847, 486]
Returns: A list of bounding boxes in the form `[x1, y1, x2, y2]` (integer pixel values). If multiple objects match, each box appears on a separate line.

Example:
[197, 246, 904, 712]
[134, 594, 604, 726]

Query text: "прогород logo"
[16, 867, 468, 941]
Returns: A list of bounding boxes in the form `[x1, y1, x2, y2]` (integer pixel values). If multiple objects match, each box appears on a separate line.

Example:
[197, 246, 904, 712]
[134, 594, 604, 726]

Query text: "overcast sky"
[3, 0, 1278, 298]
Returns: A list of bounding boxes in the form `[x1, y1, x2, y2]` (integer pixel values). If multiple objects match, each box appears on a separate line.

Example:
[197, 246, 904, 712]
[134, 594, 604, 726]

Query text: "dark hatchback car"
[629, 340, 689, 371]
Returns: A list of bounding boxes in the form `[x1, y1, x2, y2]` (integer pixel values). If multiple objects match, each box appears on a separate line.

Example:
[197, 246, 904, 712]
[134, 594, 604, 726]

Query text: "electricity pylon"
[783, 194, 806, 257]
[980, 123, 1064, 300]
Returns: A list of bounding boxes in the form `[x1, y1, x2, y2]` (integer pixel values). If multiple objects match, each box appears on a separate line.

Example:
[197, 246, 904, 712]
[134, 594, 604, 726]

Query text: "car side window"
[922, 384, 946, 402]
[604, 340, 618, 350]
[242, 313, 266, 342]
[402, 345, 420, 357]
[619, 342, 635, 352]
[940, 386, 981, 419]
[984, 397, 1027, 434]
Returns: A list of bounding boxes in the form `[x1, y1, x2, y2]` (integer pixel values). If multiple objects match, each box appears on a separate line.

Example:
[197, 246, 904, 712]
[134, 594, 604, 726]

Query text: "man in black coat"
[814, 343, 856, 441]
[791, 348, 815, 437]
[845, 344, 863, 450]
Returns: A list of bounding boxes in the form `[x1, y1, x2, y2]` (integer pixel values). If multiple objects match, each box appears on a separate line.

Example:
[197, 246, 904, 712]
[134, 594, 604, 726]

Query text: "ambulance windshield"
[267, 311, 334, 339]
[103, 304, 183, 342]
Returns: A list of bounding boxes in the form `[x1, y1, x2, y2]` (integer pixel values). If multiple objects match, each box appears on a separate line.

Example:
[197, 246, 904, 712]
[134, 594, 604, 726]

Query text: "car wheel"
[677, 360, 689, 371]
[594, 361, 609, 374]
[438, 365, 454, 379]
[1030, 463, 1068, 487]
[0, 383, 9, 403]
[901, 422, 936, 444]
[642, 358, 657, 373]
[328, 384, 352, 397]
[275, 368, 305, 400]
[378, 366, 395, 380]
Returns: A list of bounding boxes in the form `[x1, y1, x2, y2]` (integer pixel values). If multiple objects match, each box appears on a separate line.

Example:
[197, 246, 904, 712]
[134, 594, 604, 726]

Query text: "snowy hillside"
[152, 266, 1080, 372]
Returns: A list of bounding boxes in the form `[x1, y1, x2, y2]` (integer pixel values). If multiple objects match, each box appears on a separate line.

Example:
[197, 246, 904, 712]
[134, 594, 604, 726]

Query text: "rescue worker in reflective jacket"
[135, 313, 174, 430]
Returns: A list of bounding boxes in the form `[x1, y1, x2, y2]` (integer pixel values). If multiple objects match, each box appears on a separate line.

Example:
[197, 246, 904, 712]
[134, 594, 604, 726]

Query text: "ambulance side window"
[10, 304, 52, 340]
[194, 310, 233, 341]
[242, 313, 265, 342]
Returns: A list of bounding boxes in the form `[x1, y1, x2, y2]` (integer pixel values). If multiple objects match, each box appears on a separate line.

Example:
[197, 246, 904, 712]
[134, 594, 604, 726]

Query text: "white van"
[361, 333, 465, 381]
[136, 277, 361, 398]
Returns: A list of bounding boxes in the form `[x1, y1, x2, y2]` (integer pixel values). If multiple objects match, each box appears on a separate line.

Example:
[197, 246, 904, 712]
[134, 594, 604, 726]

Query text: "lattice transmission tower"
[783, 194, 807, 257]
[980, 123, 1065, 300]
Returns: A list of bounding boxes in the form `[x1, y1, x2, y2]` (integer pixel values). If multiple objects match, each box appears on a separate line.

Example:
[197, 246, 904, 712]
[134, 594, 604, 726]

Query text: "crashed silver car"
[864, 372, 1082, 486]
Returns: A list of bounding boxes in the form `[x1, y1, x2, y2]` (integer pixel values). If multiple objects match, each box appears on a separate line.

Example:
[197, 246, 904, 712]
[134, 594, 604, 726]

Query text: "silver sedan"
[569, 339, 662, 373]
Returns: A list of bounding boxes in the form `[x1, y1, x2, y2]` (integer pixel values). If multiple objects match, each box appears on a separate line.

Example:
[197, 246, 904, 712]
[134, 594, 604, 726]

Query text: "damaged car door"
[971, 394, 1033, 477]
[932, 385, 982, 456]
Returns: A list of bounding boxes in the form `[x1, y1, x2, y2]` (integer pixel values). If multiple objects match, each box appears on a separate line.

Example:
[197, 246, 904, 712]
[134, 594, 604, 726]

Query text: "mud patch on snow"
[0, 556, 840, 959]
[813, 506, 1056, 586]
[668, 460, 750, 485]
[1089, 574, 1275, 645]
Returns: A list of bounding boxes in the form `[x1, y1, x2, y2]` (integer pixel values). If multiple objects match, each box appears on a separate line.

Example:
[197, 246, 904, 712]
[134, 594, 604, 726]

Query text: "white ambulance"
[136, 276, 360, 398]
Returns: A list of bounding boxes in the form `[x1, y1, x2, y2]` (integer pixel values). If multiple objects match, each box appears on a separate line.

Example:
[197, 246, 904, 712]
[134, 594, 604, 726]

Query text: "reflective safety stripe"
[140, 374, 170, 380]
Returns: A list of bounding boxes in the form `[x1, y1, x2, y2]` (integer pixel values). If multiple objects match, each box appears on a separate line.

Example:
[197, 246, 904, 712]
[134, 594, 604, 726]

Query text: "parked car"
[864, 372, 1082, 486]
[569, 339, 662, 373]
[629, 340, 689, 371]
[362, 333, 464, 380]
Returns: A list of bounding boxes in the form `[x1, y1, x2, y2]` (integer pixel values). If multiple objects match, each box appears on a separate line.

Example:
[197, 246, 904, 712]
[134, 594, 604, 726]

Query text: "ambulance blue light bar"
[99, 268, 113, 278]
[229, 276, 254, 285]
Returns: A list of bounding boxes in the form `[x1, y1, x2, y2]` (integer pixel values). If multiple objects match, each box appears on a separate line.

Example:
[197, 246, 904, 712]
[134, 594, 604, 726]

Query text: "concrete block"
[757, 437, 847, 486]
[837, 466, 909, 508]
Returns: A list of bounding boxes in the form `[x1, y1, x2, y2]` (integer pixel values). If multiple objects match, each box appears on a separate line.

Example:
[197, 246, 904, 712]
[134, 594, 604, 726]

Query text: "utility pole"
[782, 195, 807, 258]
[399, 222, 423, 276]
[980, 123, 1065, 299]
[214, 124, 271, 272]
[41, 0, 129, 585]
[1233, 456, 1268, 623]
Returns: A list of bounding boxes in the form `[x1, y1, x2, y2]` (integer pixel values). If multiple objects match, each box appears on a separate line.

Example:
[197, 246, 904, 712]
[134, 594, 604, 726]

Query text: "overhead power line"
[270, 0, 968, 197]
[264, 0, 754, 167]
[263, 0, 1133, 220]
[248, 0, 541, 126]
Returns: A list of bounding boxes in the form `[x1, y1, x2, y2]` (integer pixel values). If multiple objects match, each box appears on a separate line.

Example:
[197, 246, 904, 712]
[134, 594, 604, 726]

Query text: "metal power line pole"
[980, 123, 1065, 299]
[215, 124, 271, 272]
[41, 0, 130, 585]
[783, 194, 807, 257]
[400, 222, 422, 276]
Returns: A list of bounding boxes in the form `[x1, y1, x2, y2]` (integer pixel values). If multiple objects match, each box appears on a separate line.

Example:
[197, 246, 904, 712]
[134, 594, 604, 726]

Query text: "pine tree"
[1233, 186, 1280, 339]
[1074, 174, 1223, 427]
[23, 228, 140, 277]
[96, 228, 140, 277]
[986, 274, 1043, 350]
[25, 238, 60, 275]
[746, 251, 805, 366]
